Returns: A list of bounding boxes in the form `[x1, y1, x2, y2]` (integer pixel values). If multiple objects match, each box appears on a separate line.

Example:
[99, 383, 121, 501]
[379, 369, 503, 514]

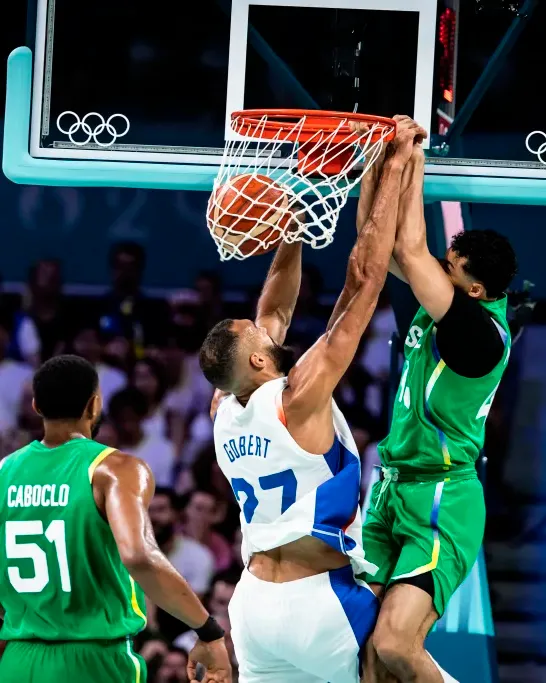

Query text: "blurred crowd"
[0, 242, 397, 682]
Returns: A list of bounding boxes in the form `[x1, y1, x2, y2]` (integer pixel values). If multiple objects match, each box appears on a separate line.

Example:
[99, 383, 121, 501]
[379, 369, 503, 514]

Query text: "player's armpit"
[395, 250, 454, 322]
[93, 452, 210, 630]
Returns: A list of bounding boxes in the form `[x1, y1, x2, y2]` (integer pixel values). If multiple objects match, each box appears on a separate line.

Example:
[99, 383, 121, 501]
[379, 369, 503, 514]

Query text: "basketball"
[208, 174, 292, 257]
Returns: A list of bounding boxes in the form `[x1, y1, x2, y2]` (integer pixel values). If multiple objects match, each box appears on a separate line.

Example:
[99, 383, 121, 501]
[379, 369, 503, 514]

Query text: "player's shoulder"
[0, 442, 36, 472]
[94, 449, 154, 485]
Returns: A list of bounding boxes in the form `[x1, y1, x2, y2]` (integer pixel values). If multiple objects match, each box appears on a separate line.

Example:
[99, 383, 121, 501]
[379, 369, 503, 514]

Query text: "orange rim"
[231, 108, 396, 145]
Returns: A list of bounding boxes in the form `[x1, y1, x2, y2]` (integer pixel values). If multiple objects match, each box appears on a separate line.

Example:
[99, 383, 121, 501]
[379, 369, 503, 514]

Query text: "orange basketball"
[208, 174, 292, 257]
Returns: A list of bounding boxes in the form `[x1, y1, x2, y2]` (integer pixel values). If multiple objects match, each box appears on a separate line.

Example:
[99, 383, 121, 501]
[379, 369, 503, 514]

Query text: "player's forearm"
[392, 156, 454, 320]
[256, 241, 302, 331]
[355, 154, 384, 235]
[328, 160, 403, 332]
[126, 548, 209, 629]
[393, 153, 427, 260]
[351, 159, 404, 284]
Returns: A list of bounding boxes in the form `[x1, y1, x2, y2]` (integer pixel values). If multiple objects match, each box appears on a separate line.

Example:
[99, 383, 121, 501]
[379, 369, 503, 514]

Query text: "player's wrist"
[194, 615, 225, 642]
[383, 157, 405, 173]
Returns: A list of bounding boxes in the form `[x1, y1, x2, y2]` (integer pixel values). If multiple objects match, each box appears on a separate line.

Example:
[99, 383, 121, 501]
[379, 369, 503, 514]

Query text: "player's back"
[0, 438, 146, 641]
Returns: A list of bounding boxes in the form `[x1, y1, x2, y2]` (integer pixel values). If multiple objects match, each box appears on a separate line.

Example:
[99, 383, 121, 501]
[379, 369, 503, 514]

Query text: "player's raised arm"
[326, 128, 408, 332]
[93, 453, 232, 683]
[355, 142, 408, 284]
[391, 146, 455, 321]
[255, 238, 303, 345]
[209, 229, 302, 420]
[287, 117, 426, 414]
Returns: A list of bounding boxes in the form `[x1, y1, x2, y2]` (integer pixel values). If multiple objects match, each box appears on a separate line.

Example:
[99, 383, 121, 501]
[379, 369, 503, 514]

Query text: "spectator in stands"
[24, 259, 70, 362]
[16, 381, 43, 443]
[359, 288, 397, 382]
[206, 569, 240, 618]
[334, 352, 386, 442]
[108, 387, 175, 486]
[8, 261, 65, 365]
[100, 241, 169, 350]
[188, 444, 241, 542]
[161, 297, 214, 465]
[228, 529, 244, 574]
[154, 646, 189, 683]
[0, 315, 33, 435]
[132, 357, 170, 437]
[0, 426, 30, 460]
[149, 487, 215, 597]
[182, 490, 233, 571]
[195, 270, 224, 328]
[94, 418, 119, 449]
[101, 329, 134, 375]
[70, 325, 127, 407]
[286, 264, 327, 348]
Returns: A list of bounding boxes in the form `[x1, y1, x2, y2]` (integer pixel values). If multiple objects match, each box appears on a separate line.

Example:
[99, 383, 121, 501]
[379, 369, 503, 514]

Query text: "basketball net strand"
[208, 114, 394, 261]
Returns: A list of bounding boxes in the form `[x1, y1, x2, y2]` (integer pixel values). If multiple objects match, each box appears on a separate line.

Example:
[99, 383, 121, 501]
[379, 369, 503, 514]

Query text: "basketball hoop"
[208, 109, 396, 261]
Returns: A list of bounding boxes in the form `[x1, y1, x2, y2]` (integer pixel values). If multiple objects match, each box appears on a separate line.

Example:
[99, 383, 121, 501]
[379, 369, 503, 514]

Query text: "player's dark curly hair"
[450, 229, 517, 299]
[199, 319, 238, 390]
[33, 355, 99, 420]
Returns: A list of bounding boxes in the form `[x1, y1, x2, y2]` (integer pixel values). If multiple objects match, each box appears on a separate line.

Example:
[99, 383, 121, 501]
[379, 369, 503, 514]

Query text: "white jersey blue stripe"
[214, 377, 378, 579]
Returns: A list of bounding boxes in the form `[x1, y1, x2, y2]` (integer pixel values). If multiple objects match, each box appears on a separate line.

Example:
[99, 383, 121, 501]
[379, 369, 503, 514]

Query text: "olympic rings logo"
[525, 130, 546, 165]
[56, 112, 130, 147]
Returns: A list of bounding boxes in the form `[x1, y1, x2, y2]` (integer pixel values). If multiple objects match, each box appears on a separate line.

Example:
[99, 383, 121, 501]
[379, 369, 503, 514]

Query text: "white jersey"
[214, 377, 378, 578]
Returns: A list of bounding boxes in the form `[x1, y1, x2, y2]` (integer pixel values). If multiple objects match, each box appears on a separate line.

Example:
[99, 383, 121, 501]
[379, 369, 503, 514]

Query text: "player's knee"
[372, 624, 416, 680]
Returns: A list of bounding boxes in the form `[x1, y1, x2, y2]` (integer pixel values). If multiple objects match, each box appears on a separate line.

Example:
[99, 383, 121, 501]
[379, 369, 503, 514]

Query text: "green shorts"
[362, 468, 485, 617]
[0, 637, 147, 683]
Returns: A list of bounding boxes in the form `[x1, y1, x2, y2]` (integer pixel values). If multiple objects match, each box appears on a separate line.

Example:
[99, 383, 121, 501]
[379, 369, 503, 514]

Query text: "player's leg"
[229, 571, 326, 683]
[372, 478, 484, 682]
[0, 639, 146, 683]
[360, 481, 401, 683]
[361, 478, 398, 589]
[277, 565, 380, 683]
[372, 582, 443, 682]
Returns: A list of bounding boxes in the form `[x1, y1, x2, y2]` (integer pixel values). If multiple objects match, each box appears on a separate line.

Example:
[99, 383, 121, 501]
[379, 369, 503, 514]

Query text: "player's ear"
[31, 398, 43, 417]
[249, 352, 267, 370]
[468, 281, 485, 299]
[87, 393, 103, 420]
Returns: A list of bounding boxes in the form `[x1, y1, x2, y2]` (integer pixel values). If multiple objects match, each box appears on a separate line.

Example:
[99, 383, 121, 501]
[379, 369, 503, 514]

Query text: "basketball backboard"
[4, 0, 546, 202]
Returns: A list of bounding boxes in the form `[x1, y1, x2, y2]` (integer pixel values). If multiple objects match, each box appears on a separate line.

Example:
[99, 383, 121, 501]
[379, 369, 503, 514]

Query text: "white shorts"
[229, 565, 379, 683]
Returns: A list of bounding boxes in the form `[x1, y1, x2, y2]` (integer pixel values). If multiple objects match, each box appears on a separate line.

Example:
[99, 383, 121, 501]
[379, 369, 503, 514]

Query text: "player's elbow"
[118, 544, 153, 572]
[393, 235, 427, 262]
[346, 254, 385, 295]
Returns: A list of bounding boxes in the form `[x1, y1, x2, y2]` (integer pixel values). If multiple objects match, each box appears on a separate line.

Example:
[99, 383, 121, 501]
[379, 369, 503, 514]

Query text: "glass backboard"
[13, 0, 546, 184]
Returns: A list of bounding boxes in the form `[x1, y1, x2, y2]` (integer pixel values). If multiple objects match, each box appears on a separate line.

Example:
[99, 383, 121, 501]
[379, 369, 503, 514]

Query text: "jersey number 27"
[232, 469, 297, 523]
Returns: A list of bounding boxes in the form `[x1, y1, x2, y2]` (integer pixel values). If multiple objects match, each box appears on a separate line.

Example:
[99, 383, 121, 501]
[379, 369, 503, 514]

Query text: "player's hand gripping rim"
[187, 637, 233, 683]
[387, 115, 428, 166]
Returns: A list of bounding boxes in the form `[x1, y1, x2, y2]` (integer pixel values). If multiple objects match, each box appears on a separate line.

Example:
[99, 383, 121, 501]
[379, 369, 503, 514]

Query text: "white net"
[207, 112, 395, 261]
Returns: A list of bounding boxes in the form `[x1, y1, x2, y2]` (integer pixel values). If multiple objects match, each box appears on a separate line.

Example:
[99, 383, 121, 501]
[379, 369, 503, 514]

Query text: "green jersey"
[379, 296, 511, 473]
[0, 438, 147, 641]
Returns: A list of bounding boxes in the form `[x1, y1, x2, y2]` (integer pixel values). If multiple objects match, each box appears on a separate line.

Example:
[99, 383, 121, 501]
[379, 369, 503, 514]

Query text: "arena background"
[2, 1, 546, 682]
